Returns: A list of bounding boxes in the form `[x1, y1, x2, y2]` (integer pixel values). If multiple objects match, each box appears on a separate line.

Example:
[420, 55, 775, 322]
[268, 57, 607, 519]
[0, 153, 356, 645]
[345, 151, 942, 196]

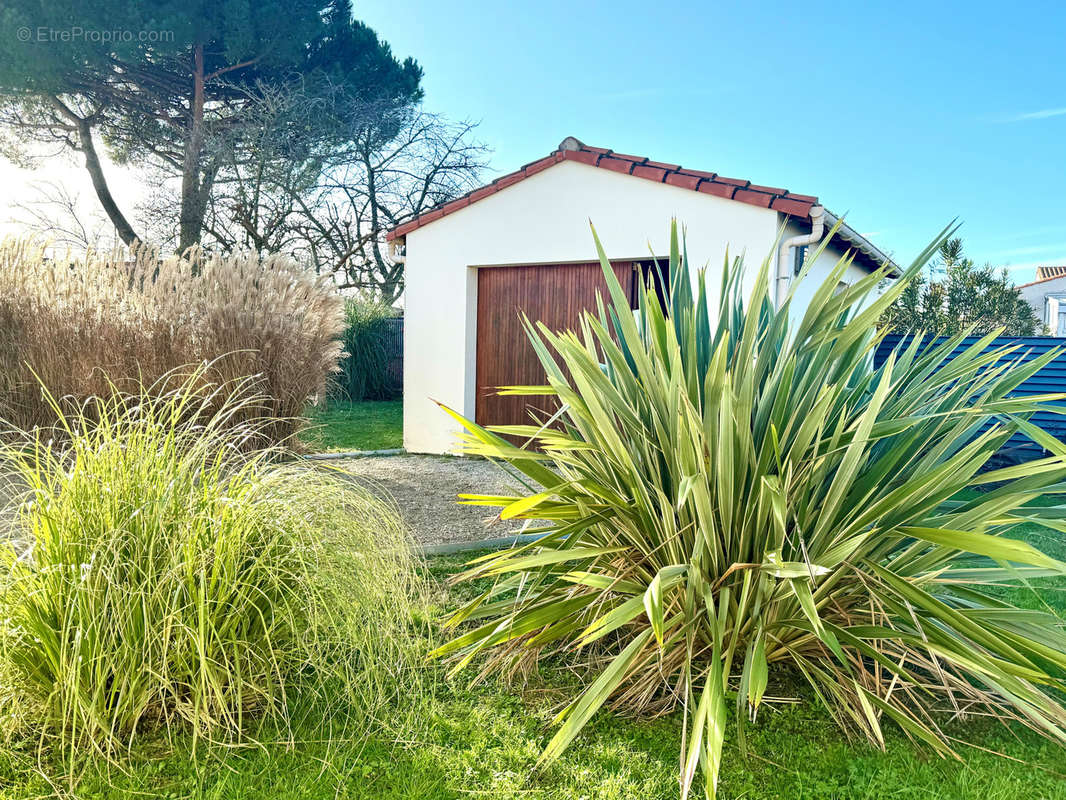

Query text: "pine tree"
[0, 0, 422, 249]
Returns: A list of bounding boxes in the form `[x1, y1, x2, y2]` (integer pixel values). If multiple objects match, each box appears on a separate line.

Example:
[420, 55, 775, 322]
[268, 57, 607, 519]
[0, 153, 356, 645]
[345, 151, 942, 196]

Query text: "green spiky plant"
[433, 221, 1066, 798]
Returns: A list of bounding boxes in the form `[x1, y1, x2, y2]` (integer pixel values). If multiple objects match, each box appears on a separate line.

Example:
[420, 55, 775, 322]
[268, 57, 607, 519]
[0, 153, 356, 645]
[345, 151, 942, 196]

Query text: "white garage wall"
[402, 159, 871, 454]
[781, 218, 880, 315]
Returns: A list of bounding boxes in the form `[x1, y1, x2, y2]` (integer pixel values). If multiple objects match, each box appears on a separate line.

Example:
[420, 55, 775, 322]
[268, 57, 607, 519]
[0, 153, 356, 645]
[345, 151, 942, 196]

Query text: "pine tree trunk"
[179, 44, 207, 252]
[76, 118, 141, 247]
[46, 95, 141, 247]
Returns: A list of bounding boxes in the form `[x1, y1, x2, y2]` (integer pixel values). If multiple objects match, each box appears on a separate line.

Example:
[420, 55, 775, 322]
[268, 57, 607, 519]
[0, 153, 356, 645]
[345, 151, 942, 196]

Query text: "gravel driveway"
[1, 453, 542, 550]
[336, 454, 543, 546]
[0, 468, 28, 553]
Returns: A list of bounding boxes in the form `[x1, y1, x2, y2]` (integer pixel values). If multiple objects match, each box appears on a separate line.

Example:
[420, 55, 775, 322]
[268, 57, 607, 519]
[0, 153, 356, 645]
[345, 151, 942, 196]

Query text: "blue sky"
[358, 0, 1066, 280]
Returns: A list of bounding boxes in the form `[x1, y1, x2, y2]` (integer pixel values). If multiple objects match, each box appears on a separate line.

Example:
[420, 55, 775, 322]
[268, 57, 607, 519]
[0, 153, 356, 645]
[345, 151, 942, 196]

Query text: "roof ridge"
[387, 138, 822, 242]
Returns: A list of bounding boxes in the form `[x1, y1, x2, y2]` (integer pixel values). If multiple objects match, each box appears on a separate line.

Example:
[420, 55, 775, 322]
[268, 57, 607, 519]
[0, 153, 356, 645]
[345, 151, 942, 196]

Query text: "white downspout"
[389, 238, 406, 264]
[775, 206, 824, 308]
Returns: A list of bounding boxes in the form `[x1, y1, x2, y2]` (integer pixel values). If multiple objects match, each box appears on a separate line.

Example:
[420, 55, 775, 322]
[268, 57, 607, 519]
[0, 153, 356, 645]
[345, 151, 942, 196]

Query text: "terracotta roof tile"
[441, 196, 470, 215]
[771, 196, 815, 216]
[493, 172, 524, 190]
[523, 154, 560, 176]
[391, 219, 420, 238]
[1017, 272, 1066, 288]
[598, 156, 635, 174]
[468, 185, 498, 203]
[697, 181, 735, 199]
[1036, 265, 1066, 280]
[417, 207, 445, 225]
[387, 137, 840, 245]
[664, 172, 702, 191]
[632, 164, 669, 182]
[749, 182, 788, 195]
[733, 189, 774, 208]
[561, 148, 599, 166]
[712, 175, 751, 188]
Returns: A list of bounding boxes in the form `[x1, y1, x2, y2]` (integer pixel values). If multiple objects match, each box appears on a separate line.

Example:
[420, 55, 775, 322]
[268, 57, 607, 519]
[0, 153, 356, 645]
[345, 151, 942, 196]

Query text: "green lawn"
[301, 399, 402, 452]
[5, 543, 1066, 800]
[5, 676, 1064, 800]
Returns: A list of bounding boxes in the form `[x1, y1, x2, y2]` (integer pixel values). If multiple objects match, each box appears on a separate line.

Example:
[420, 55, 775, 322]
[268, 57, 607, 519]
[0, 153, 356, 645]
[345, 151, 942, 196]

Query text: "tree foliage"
[0, 0, 422, 250]
[148, 97, 488, 303]
[880, 237, 1039, 335]
[281, 109, 487, 302]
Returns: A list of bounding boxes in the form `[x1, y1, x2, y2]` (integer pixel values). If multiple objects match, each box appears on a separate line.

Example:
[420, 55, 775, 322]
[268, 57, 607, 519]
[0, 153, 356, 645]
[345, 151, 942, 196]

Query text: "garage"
[388, 137, 895, 455]
[474, 260, 639, 433]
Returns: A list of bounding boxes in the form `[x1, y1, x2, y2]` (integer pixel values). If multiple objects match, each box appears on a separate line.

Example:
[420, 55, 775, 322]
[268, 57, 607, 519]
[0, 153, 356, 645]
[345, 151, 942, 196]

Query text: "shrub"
[435, 222, 1066, 798]
[335, 300, 401, 401]
[0, 371, 422, 760]
[0, 240, 345, 444]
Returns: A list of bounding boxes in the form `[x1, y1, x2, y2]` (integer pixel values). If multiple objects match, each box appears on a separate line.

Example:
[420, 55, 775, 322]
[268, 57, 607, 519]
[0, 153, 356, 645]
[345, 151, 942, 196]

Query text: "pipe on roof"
[775, 206, 825, 308]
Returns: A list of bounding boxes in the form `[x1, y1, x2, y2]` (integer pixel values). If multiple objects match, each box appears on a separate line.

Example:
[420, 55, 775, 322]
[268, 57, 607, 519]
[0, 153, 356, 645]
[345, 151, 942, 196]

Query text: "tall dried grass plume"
[0, 239, 345, 442]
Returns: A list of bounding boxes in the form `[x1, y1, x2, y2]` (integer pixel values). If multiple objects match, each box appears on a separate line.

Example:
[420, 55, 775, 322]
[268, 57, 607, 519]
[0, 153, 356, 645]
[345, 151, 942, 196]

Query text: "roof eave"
[822, 209, 899, 277]
[1017, 274, 1066, 289]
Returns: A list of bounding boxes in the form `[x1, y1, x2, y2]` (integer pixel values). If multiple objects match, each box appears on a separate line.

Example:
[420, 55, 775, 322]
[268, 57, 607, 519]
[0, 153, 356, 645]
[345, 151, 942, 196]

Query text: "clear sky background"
[357, 0, 1066, 279]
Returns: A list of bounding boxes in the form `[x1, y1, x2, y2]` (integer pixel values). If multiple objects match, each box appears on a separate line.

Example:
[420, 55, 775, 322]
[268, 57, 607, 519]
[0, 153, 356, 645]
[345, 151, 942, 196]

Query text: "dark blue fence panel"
[874, 335, 1066, 461]
[384, 316, 403, 393]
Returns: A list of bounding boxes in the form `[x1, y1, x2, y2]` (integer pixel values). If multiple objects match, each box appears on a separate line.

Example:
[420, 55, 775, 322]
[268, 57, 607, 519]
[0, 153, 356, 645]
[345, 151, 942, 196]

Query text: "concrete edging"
[305, 448, 406, 460]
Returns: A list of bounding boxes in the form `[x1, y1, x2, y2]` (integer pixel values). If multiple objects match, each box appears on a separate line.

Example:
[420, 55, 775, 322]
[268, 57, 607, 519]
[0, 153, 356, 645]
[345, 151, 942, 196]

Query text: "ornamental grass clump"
[0, 239, 345, 444]
[435, 221, 1066, 798]
[0, 370, 422, 762]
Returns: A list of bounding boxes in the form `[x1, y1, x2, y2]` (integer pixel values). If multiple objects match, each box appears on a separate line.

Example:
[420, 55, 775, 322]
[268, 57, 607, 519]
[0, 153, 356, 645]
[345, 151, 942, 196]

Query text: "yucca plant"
[434, 221, 1066, 797]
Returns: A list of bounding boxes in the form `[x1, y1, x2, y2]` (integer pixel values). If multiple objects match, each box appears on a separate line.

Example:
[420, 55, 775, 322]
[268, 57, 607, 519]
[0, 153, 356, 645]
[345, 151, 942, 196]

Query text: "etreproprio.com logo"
[16, 26, 174, 44]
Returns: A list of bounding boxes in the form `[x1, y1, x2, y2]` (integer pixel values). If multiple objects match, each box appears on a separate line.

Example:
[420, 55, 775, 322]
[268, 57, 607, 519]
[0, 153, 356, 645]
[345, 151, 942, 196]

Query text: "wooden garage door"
[475, 261, 636, 435]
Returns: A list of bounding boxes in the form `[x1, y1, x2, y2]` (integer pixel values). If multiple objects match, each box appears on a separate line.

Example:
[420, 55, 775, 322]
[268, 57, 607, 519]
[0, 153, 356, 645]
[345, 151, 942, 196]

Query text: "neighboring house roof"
[387, 136, 898, 275]
[1017, 273, 1066, 289]
[1036, 265, 1066, 280]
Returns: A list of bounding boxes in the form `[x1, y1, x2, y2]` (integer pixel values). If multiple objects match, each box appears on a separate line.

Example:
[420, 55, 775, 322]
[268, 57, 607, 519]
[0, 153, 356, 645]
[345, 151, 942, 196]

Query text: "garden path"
[336, 454, 538, 546]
